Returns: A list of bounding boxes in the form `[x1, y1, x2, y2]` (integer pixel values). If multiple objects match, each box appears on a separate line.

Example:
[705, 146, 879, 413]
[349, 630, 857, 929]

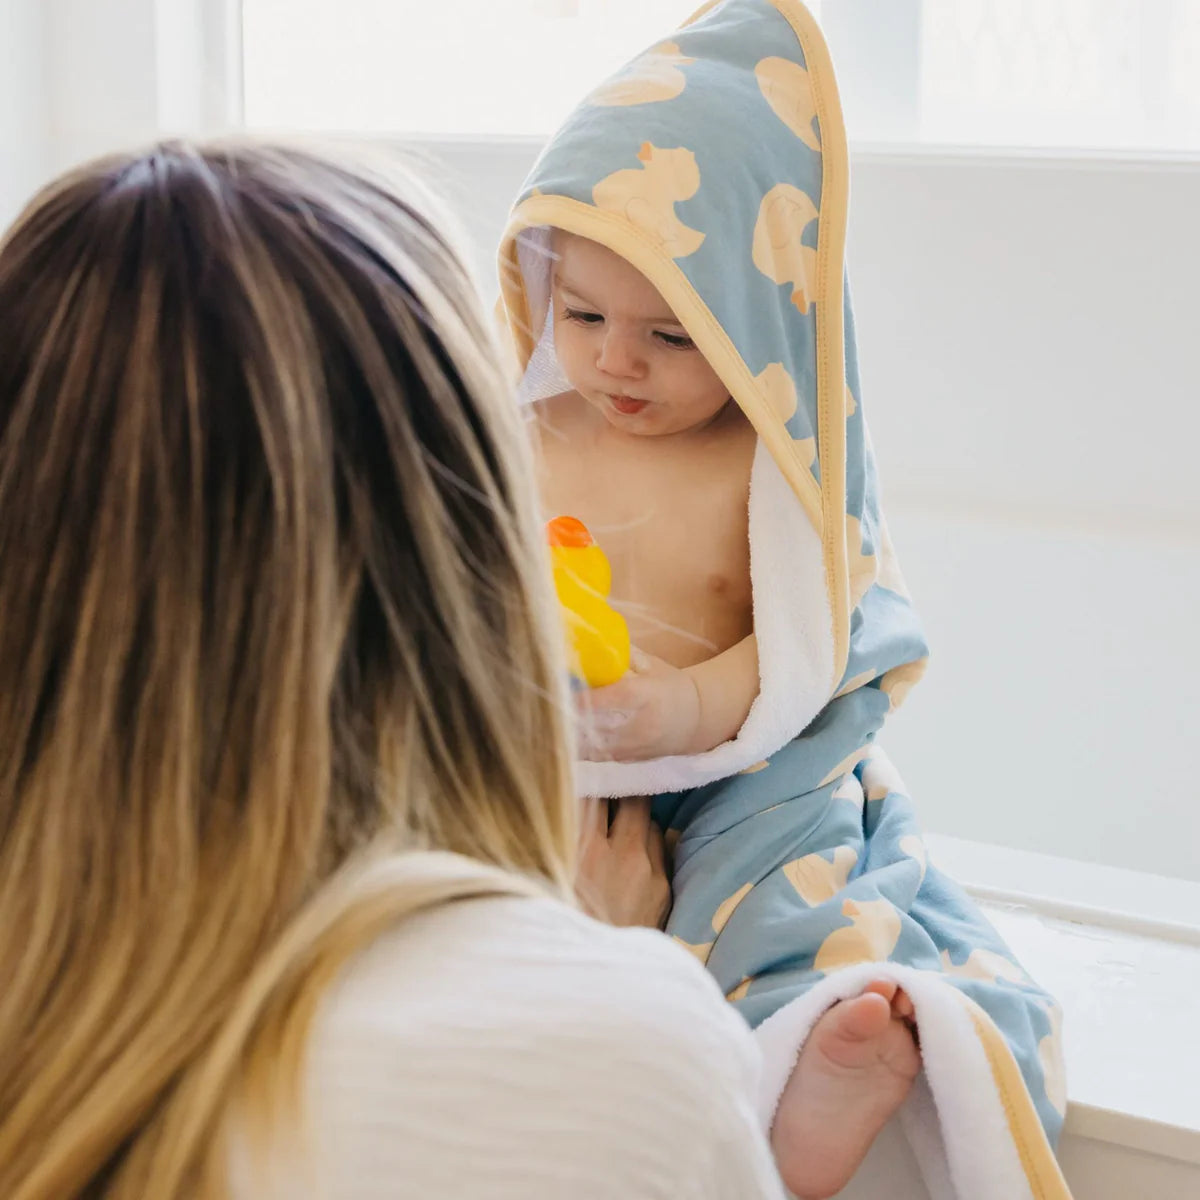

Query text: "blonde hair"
[0, 141, 576, 1197]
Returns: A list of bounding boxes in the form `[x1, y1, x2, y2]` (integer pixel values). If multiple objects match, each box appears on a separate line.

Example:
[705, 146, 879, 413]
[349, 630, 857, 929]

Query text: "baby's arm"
[688, 633, 759, 752]
[579, 634, 759, 762]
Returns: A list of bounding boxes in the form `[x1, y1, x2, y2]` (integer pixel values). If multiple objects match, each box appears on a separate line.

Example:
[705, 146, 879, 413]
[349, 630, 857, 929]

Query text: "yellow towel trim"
[964, 994, 1074, 1198]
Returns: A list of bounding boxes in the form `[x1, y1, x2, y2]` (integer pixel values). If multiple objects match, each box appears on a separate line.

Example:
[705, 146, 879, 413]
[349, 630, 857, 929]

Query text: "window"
[912, 0, 1200, 151]
[242, 0, 1200, 154]
[242, 0, 706, 138]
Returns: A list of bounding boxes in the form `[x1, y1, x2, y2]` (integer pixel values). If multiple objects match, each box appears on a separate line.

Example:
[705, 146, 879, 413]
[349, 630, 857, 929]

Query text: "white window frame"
[26, 0, 1200, 175]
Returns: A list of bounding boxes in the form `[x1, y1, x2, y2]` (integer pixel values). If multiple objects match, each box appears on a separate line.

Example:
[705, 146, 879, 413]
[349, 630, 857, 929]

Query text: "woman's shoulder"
[317, 890, 752, 1060]
[297, 893, 782, 1199]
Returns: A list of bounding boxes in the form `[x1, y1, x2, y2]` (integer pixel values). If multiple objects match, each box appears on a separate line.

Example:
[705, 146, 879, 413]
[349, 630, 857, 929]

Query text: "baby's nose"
[596, 331, 644, 378]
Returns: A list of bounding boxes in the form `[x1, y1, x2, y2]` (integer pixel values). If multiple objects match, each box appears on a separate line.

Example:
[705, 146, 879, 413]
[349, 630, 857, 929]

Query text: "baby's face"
[551, 233, 730, 437]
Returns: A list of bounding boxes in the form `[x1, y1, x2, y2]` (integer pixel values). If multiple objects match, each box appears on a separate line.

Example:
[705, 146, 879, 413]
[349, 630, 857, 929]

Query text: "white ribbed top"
[240, 894, 785, 1199]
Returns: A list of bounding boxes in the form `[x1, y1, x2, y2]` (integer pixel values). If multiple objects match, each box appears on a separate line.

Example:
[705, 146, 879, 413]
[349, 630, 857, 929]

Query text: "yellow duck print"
[814, 897, 902, 973]
[844, 514, 878, 610]
[754, 362, 815, 468]
[590, 41, 695, 107]
[940, 947, 1029, 987]
[593, 143, 706, 259]
[879, 659, 925, 712]
[752, 183, 820, 313]
[818, 743, 872, 789]
[673, 881, 754, 967]
[755, 56, 822, 152]
[755, 361, 798, 423]
[547, 516, 630, 689]
[784, 845, 858, 906]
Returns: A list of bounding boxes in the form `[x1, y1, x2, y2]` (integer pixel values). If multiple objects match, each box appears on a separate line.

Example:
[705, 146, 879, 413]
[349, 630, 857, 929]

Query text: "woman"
[0, 142, 784, 1199]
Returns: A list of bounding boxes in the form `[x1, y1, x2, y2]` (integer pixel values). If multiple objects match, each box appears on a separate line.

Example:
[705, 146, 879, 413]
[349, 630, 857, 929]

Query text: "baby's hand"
[577, 650, 702, 762]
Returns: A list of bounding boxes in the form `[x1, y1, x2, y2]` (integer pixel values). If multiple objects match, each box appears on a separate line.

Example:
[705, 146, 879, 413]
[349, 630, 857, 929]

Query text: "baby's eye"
[655, 330, 695, 350]
[564, 307, 603, 325]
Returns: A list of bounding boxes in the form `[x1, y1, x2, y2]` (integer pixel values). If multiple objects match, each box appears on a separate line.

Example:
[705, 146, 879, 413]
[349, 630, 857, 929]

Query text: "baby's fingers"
[576, 705, 632, 761]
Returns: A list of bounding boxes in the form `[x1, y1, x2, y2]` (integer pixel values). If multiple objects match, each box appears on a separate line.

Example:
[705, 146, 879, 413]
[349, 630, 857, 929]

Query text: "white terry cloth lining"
[753, 963, 1035, 1200]
[515, 227, 834, 798]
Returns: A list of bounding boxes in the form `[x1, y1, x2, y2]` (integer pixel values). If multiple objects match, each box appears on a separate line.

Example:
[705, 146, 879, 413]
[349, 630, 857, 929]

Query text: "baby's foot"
[771, 981, 920, 1200]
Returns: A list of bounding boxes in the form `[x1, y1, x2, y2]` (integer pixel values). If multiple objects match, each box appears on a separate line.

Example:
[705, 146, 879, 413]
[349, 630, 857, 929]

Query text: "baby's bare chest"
[538, 432, 754, 663]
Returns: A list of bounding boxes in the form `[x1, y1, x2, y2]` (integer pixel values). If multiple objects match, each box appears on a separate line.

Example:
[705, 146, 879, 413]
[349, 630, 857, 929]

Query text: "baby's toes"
[882, 1018, 922, 1080]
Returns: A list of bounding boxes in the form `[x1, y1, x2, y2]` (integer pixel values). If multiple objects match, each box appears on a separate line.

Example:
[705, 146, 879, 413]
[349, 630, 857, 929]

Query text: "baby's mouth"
[609, 394, 649, 415]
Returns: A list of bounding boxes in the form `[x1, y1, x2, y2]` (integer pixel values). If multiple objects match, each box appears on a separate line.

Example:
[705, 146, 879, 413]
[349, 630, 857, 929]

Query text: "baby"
[510, 4, 1067, 1195]
[535, 231, 758, 761]
[533, 230, 920, 1198]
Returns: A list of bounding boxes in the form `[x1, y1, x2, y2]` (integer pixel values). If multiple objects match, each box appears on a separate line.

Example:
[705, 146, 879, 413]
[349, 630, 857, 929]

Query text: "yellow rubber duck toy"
[547, 516, 631, 688]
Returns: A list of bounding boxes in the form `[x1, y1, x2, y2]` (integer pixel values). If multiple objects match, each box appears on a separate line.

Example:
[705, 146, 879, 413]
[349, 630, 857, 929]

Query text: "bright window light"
[241, 0, 1200, 153]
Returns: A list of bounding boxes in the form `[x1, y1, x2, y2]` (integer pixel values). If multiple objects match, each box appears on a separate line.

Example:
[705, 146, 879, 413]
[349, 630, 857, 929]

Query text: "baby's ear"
[637, 142, 654, 163]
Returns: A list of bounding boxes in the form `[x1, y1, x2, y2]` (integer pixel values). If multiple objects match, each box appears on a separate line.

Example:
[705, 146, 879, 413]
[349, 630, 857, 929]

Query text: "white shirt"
[259, 894, 785, 1199]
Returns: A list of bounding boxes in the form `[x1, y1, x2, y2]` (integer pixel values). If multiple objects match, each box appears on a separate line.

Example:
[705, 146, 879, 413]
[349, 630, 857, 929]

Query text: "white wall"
[0, 0, 236, 232]
[846, 155, 1200, 884]
[419, 140, 1200, 883]
[0, 0, 161, 229]
[0, 0, 48, 229]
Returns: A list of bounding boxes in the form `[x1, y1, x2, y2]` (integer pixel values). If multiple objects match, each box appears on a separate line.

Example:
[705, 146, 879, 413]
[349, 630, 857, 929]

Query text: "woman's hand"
[577, 650, 702, 762]
[576, 796, 671, 929]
